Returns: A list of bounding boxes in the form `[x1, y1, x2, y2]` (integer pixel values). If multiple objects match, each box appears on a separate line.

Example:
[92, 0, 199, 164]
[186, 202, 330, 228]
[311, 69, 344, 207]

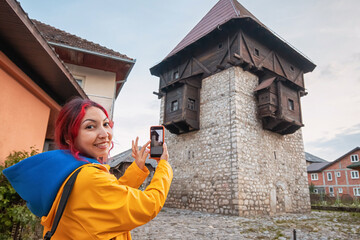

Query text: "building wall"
[0, 52, 51, 163]
[65, 63, 116, 117]
[308, 149, 360, 197]
[161, 66, 310, 216]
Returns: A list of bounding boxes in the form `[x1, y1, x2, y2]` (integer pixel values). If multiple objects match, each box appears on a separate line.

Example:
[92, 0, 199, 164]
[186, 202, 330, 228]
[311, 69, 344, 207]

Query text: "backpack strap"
[43, 167, 83, 240]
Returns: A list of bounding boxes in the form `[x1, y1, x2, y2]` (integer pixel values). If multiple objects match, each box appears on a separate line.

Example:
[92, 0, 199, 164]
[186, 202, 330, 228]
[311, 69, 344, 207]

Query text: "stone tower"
[150, 0, 315, 216]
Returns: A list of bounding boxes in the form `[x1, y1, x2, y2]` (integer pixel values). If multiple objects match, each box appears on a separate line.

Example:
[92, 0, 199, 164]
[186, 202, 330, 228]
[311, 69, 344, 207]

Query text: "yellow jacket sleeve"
[116, 161, 150, 189]
[41, 160, 173, 240]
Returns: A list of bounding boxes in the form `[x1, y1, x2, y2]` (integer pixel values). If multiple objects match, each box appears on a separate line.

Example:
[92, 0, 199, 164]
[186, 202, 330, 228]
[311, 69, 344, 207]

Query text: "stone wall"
[161, 66, 310, 216]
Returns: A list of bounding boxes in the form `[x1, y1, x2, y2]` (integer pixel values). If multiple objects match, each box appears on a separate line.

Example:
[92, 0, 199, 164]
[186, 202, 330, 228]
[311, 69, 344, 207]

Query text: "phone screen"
[150, 126, 164, 158]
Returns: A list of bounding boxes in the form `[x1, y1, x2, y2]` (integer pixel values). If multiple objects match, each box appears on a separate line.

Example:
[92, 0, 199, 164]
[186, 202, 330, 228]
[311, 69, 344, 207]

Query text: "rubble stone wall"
[161, 66, 310, 216]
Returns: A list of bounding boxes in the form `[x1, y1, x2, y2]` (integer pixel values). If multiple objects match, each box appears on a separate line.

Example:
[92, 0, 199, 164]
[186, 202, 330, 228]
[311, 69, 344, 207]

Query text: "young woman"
[3, 98, 173, 240]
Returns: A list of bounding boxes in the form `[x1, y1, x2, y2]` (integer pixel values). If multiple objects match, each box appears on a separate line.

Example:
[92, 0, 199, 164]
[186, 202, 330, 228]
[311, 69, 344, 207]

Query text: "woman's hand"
[132, 137, 150, 171]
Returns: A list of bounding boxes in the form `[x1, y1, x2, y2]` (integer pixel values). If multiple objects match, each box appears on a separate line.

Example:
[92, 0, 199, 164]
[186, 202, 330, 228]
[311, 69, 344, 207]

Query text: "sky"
[18, 0, 360, 162]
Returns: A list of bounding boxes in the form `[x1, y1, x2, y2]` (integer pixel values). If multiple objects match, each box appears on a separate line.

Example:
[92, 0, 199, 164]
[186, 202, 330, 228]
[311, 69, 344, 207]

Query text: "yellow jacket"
[41, 159, 173, 240]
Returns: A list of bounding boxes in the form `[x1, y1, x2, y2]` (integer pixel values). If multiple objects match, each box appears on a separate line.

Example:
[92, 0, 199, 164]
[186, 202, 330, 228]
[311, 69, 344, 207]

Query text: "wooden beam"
[274, 54, 288, 78]
[257, 50, 273, 69]
[179, 59, 191, 79]
[192, 57, 211, 74]
[241, 33, 256, 66]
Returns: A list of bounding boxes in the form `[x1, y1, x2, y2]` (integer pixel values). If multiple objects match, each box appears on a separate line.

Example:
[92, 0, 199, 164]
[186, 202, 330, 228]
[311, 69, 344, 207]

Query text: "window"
[311, 173, 318, 181]
[290, 66, 295, 72]
[336, 172, 341, 178]
[187, 98, 195, 110]
[288, 99, 294, 111]
[351, 171, 359, 179]
[327, 172, 332, 181]
[351, 154, 359, 162]
[254, 48, 260, 57]
[171, 100, 179, 112]
[174, 71, 179, 80]
[354, 188, 360, 196]
[338, 188, 343, 194]
[74, 75, 85, 88]
[314, 189, 319, 194]
[329, 187, 334, 195]
[75, 78, 83, 87]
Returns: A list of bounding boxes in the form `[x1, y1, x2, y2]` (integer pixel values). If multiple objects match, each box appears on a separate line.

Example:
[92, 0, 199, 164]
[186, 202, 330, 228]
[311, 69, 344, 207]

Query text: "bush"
[341, 194, 353, 205]
[0, 148, 42, 240]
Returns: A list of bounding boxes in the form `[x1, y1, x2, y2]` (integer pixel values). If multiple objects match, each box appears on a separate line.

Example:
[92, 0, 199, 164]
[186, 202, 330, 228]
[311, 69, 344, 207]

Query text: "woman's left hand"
[132, 137, 150, 171]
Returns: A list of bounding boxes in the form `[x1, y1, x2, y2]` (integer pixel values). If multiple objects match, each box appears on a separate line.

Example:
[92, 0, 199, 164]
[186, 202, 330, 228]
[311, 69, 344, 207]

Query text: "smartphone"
[150, 125, 165, 159]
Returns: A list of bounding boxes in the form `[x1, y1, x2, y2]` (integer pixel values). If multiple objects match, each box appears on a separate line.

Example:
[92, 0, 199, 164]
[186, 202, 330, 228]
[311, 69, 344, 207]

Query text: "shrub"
[0, 148, 42, 240]
[341, 194, 353, 205]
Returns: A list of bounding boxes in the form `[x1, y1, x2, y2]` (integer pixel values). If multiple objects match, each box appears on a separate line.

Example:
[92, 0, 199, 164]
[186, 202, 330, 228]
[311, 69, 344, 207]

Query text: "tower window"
[218, 43, 223, 49]
[174, 71, 179, 80]
[288, 99, 294, 111]
[187, 98, 195, 110]
[171, 100, 179, 112]
[254, 48, 260, 57]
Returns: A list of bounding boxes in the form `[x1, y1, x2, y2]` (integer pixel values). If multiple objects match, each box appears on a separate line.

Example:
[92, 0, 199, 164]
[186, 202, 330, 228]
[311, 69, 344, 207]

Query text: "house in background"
[0, 0, 86, 163]
[307, 147, 360, 198]
[305, 152, 328, 167]
[108, 149, 157, 189]
[33, 20, 136, 119]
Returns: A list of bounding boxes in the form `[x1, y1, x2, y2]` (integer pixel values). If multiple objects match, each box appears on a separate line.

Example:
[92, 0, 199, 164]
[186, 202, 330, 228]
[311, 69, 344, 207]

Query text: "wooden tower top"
[151, 0, 315, 76]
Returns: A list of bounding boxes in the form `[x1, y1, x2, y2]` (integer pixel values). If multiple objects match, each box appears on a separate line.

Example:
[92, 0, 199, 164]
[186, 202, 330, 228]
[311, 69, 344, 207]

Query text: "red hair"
[55, 97, 113, 162]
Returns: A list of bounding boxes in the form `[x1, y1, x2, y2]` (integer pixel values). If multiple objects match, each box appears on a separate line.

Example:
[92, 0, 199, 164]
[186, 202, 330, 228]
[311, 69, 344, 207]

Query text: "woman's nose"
[98, 126, 110, 138]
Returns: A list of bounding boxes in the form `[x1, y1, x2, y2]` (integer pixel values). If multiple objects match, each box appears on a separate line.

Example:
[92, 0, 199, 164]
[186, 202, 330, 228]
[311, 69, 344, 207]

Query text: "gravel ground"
[131, 207, 360, 240]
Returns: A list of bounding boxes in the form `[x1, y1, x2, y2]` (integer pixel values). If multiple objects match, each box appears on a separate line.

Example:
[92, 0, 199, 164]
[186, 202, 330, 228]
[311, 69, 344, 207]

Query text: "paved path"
[131, 207, 360, 239]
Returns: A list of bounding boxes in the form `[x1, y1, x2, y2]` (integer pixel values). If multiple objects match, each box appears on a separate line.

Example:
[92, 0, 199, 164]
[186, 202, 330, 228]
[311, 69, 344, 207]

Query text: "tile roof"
[307, 162, 330, 173]
[305, 152, 328, 163]
[32, 19, 133, 61]
[165, 0, 264, 59]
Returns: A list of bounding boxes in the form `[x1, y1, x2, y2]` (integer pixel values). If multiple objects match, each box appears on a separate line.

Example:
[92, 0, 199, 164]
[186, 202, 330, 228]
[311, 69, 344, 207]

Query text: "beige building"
[33, 20, 135, 119]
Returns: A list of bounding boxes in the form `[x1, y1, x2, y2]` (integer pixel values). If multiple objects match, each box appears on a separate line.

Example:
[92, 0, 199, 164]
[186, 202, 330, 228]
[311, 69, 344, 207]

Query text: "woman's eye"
[104, 122, 110, 127]
[85, 125, 95, 129]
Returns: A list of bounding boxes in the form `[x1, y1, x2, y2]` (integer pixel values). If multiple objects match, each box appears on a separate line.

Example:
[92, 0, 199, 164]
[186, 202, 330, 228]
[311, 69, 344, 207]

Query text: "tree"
[0, 148, 41, 240]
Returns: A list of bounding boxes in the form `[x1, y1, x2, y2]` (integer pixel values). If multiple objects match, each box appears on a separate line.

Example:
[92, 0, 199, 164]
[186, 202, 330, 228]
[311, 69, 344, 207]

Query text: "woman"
[3, 98, 173, 239]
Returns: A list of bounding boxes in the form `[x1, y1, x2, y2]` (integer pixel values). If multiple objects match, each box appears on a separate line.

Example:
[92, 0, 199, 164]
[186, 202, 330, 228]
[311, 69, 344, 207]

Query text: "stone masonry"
[160, 66, 310, 216]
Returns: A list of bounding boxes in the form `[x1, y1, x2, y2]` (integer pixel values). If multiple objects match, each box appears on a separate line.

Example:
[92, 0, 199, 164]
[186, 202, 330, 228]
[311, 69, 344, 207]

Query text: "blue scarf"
[2, 150, 100, 217]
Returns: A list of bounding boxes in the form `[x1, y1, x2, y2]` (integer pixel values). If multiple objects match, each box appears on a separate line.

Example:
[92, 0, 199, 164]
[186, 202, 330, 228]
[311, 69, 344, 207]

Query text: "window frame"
[336, 172, 341, 178]
[354, 188, 360, 196]
[338, 188, 343, 194]
[351, 154, 359, 162]
[73, 75, 86, 88]
[288, 98, 295, 111]
[351, 171, 359, 179]
[327, 172, 333, 181]
[187, 98, 196, 111]
[170, 100, 179, 112]
[311, 173, 318, 181]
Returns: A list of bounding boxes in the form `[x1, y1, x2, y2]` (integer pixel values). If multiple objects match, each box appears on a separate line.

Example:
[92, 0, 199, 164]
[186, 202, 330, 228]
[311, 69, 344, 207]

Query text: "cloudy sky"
[18, 0, 360, 161]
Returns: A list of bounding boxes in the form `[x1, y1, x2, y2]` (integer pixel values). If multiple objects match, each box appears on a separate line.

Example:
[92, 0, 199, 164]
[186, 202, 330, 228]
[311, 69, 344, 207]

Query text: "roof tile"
[32, 19, 133, 61]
